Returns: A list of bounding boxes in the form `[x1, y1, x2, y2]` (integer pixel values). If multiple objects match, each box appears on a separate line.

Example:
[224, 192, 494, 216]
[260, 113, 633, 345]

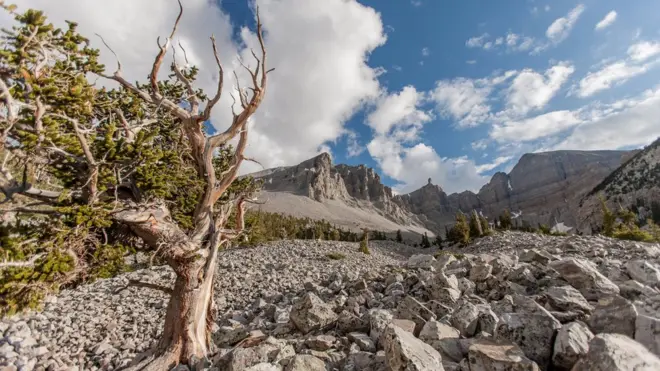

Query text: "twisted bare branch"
[150, 0, 183, 97]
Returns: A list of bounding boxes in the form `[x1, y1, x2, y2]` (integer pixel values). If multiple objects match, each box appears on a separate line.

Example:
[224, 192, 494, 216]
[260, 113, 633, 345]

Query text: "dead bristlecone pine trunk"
[0, 2, 272, 370]
[114, 7, 271, 370]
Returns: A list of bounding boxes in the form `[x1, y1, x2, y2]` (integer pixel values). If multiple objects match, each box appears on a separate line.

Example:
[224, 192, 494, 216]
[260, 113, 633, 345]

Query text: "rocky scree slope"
[578, 138, 660, 232]
[250, 150, 632, 236]
[2, 232, 660, 370]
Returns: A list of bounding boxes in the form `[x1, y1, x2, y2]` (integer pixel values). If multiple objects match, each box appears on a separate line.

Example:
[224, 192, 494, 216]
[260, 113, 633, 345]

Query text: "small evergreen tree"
[600, 197, 615, 236]
[421, 232, 431, 248]
[499, 209, 512, 229]
[447, 212, 470, 246]
[359, 228, 370, 254]
[479, 214, 490, 235]
[433, 233, 443, 247]
[396, 229, 403, 243]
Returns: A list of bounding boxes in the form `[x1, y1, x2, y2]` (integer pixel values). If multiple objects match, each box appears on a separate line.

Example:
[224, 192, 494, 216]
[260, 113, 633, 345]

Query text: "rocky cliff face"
[250, 153, 350, 202]
[482, 150, 632, 230]
[578, 138, 660, 232]
[394, 180, 456, 232]
[394, 150, 632, 234]
[250, 149, 637, 236]
[251, 153, 424, 228]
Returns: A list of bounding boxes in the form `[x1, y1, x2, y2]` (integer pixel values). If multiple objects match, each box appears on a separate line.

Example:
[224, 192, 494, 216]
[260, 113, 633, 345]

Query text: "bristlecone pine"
[0, 2, 271, 369]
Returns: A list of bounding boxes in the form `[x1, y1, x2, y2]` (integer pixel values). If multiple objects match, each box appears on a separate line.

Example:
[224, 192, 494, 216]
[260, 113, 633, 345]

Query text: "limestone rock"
[348, 332, 376, 352]
[520, 249, 554, 265]
[285, 355, 326, 371]
[552, 321, 593, 370]
[549, 258, 620, 300]
[431, 287, 461, 306]
[418, 320, 462, 363]
[470, 263, 493, 282]
[407, 255, 436, 270]
[544, 286, 593, 313]
[572, 333, 660, 370]
[450, 302, 480, 337]
[635, 314, 660, 357]
[468, 340, 540, 371]
[382, 324, 444, 371]
[391, 319, 417, 335]
[246, 364, 283, 371]
[495, 311, 561, 368]
[588, 295, 637, 337]
[369, 309, 394, 347]
[290, 292, 338, 333]
[626, 260, 660, 287]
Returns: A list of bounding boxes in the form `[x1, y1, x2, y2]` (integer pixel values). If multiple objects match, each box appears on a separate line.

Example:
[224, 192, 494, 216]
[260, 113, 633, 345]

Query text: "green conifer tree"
[0, 4, 271, 367]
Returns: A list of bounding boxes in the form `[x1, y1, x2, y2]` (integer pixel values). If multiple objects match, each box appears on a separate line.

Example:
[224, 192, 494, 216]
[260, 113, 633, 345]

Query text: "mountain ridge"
[248, 148, 637, 235]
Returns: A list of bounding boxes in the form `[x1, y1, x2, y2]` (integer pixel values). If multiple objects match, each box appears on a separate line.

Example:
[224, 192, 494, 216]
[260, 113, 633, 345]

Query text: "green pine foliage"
[420, 232, 431, 248]
[447, 212, 470, 246]
[433, 233, 442, 247]
[0, 8, 261, 315]
[359, 229, 370, 254]
[229, 209, 387, 246]
[600, 197, 616, 237]
[598, 197, 657, 243]
[479, 215, 491, 236]
[499, 209, 512, 229]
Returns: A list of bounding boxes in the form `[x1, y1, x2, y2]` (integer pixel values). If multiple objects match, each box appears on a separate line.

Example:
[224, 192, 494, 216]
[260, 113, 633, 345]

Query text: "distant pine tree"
[433, 233, 443, 247]
[396, 229, 403, 243]
[499, 209, 512, 229]
[448, 212, 470, 246]
[421, 232, 431, 248]
[359, 228, 370, 254]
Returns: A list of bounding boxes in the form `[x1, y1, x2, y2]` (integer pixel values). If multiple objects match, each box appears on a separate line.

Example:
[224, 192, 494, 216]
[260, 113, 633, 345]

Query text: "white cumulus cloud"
[366, 86, 432, 137]
[7, 0, 388, 175]
[491, 110, 582, 143]
[475, 156, 514, 174]
[367, 137, 488, 194]
[503, 62, 575, 117]
[546, 4, 586, 44]
[575, 61, 658, 98]
[628, 41, 660, 62]
[554, 87, 660, 150]
[595, 10, 617, 31]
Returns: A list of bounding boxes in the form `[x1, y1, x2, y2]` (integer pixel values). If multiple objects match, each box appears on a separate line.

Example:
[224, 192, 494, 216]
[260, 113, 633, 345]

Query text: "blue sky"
[327, 0, 660, 193]
[10, 0, 660, 194]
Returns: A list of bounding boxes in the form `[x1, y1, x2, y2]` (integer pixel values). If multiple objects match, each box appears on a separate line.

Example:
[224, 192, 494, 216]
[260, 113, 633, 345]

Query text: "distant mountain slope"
[247, 149, 634, 237]
[247, 153, 432, 238]
[578, 138, 660, 232]
[394, 150, 632, 233]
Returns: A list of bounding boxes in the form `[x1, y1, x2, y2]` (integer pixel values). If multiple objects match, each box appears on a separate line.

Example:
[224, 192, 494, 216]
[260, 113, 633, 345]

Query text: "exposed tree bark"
[105, 3, 270, 369]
